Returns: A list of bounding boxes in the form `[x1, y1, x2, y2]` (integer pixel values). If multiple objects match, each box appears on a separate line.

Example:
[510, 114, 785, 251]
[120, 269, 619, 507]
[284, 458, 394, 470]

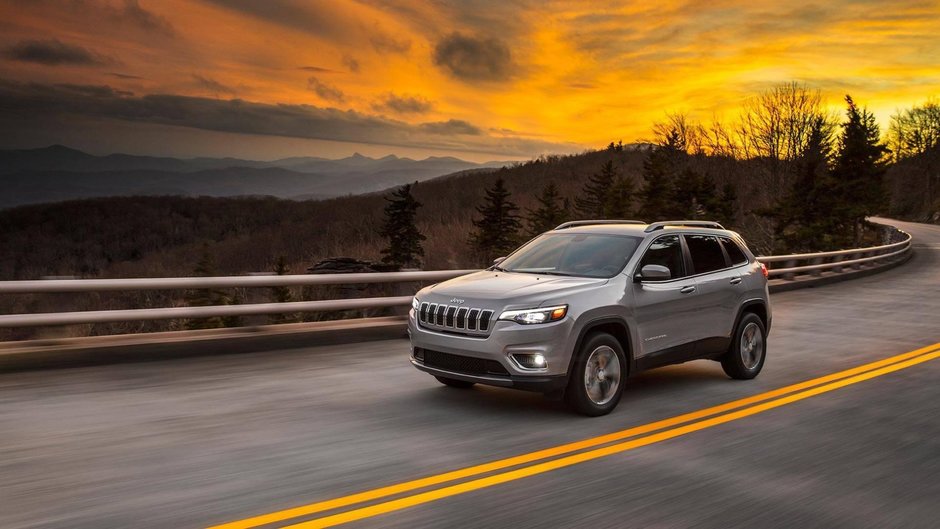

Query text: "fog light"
[511, 353, 548, 370]
[413, 347, 425, 361]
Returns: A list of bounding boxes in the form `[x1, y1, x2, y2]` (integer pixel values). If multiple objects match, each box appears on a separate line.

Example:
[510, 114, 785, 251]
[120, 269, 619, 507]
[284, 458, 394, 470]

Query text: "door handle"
[680, 285, 696, 294]
[730, 277, 742, 285]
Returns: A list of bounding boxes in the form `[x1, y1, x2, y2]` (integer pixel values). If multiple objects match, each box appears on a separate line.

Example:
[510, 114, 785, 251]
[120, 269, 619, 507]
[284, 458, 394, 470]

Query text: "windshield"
[498, 233, 643, 278]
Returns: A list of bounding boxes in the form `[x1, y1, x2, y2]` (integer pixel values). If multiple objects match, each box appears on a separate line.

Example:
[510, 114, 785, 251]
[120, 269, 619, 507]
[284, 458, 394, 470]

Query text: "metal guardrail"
[760, 228, 912, 279]
[0, 229, 912, 328]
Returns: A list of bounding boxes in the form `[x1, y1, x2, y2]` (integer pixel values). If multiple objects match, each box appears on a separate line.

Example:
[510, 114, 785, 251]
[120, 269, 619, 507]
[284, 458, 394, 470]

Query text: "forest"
[1, 83, 937, 339]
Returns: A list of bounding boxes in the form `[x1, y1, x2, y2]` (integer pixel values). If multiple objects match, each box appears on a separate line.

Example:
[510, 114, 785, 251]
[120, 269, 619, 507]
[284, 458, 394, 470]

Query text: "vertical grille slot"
[455, 307, 468, 329]
[436, 305, 446, 326]
[479, 310, 494, 331]
[467, 309, 480, 330]
[420, 302, 430, 323]
[445, 306, 457, 327]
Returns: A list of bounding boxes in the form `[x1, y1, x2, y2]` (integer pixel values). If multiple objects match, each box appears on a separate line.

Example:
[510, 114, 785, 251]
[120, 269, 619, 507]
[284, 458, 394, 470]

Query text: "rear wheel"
[434, 376, 475, 389]
[565, 332, 626, 416]
[721, 312, 766, 380]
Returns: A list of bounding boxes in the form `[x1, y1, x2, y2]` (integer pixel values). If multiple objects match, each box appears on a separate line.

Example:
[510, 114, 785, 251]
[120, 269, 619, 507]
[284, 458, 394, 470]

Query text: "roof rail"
[554, 220, 647, 230]
[644, 220, 725, 233]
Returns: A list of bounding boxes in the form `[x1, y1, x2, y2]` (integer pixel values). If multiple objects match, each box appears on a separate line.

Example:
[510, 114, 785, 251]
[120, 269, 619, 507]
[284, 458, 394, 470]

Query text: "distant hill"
[0, 145, 511, 208]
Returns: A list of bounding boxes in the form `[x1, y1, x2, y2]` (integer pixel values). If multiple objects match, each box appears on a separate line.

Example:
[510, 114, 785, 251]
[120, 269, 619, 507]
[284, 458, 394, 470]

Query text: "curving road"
[1, 219, 939, 529]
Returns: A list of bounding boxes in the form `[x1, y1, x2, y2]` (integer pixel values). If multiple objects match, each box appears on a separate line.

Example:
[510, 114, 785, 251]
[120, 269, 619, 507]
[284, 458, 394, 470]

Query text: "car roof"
[551, 223, 738, 238]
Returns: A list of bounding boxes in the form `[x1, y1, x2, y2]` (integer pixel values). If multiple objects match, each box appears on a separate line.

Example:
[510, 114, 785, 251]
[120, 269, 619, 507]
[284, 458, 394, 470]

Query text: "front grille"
[419, 302, 493, 333]
[419, 349, 509, 376]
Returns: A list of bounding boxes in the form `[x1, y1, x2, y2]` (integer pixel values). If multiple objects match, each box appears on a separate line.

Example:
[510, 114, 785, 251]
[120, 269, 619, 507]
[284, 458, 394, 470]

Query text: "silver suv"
[408, 220, 771, 416]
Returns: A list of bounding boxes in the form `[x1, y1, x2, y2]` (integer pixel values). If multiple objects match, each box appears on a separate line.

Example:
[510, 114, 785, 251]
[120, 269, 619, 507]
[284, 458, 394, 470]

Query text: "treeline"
[378, 85, 902, 267]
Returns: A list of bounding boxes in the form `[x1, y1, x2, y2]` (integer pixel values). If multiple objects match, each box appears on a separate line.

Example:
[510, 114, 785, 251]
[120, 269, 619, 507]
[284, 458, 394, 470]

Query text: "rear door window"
[637, 235, 685, 280]
[685, 234, 728, 275]
[720, 237, 748, 265]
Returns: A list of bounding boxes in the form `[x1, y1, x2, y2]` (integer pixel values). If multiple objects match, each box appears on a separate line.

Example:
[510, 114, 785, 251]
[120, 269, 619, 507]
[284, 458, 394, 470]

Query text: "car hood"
[421, 270, 608, 307]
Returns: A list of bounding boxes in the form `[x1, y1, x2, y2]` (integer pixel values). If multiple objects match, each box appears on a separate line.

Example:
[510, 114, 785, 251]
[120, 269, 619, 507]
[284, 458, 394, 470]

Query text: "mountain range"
[0, 145, 510, 208]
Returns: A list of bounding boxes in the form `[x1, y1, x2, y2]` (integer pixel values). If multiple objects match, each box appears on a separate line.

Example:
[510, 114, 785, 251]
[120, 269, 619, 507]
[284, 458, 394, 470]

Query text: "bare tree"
[652, 113, 705, 155]
[887, 99, 940, 161]
[737, 82, 827, 163]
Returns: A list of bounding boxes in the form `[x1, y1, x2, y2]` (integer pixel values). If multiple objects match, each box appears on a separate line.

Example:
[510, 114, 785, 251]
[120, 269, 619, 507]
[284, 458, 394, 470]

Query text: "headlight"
[412, 297, 421, 311]
[498, 305, 567, 325]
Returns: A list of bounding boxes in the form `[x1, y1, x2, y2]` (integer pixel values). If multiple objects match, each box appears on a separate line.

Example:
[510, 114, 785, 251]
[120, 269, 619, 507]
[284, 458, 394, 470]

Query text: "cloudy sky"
[1, 0, 938, 161]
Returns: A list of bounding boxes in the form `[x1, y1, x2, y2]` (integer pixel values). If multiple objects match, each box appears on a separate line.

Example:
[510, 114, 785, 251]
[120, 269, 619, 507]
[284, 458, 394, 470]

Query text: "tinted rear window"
[720, 237, 748, 265]
[685, 234, 728, 274]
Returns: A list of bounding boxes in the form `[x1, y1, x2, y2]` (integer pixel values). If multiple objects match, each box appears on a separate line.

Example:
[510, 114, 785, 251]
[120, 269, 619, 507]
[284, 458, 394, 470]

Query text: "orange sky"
[1, 0, 938, 161]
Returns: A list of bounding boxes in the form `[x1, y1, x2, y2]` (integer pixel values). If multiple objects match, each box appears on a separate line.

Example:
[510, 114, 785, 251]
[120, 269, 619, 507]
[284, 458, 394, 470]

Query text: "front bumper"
[410, 358, 568, 392]
[408, 307, 574, 391]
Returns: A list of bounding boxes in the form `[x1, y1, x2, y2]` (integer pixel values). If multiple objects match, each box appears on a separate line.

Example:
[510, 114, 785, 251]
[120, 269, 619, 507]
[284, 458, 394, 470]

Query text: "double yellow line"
[210, 342, 940, 529]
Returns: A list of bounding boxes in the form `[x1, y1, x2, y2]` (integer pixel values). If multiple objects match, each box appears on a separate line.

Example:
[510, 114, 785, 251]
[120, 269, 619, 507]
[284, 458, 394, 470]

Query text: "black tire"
[434, 376, 475, 389]
[721, 312, 767, 380]
[565, 332, 627, 416]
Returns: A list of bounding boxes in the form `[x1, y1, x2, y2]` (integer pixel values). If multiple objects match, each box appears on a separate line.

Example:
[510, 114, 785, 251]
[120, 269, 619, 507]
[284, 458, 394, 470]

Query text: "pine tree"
[575, 160, 618, 218]
[469, 178, 523, 264]
[379, 183, 426, 269]
[638, 148, 679, 221]
[268, 256, 297, 324]
[715, 182, 738, 227]
[185, 243, 229, 330]
[768, 117, 847, 251]
[605, 175, 635, 218]
[832, 95, 890, 245]
[670, 169, 718, 219]
[526, 182, 568, 235]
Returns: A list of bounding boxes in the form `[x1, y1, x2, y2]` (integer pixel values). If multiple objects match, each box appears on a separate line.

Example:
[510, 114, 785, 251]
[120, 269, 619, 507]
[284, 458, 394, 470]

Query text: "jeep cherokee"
[408, 220, 771, 416]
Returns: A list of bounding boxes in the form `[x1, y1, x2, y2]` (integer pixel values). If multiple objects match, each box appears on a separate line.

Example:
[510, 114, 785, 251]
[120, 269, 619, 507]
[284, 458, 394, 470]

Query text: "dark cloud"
[193, 75, 236, 96]
[370, 32, 411, 54]
[4, 39, 112, 66]
[204, 0, 349, 41]
[307, 77, 344, 102]
[419, 119, 481, 135]
[108, 72, 144, 80]
[299, 65, 338, 73]
[0, 81, 576, 157]
[373, 93, 433, 114]
[118, 0, 175, 35]
[53, 84, 134, 97]
[433, 32, 512, 81]
[342, 54, 360, 73]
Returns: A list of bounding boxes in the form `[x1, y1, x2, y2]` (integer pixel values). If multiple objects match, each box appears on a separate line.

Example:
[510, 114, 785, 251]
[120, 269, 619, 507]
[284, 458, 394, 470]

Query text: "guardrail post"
[810, 257, 824, 277]
[831, 255, 844, 273]
[851, 251, 864, 270]
[783, 259, 797, 281]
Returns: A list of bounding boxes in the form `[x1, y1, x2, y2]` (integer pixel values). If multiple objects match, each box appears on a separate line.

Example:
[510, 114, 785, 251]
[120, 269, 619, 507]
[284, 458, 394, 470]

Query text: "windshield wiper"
[508, 269, 576, 277]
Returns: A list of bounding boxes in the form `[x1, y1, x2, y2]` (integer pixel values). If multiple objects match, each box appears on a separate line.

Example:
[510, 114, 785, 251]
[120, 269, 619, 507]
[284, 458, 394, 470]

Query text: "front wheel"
[565, 332, 627, 416]
[721, 313, 767, 380]
[434, 376, 475, 389]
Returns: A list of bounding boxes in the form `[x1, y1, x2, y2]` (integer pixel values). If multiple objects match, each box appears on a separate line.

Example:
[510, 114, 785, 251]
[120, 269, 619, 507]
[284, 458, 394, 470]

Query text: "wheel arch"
[734, 299, 770, 335]
[567, 317, 635, 377]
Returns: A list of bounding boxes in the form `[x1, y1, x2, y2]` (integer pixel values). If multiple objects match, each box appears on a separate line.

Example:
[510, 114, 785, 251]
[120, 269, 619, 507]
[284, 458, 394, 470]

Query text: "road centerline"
[208, 342, 940, 529]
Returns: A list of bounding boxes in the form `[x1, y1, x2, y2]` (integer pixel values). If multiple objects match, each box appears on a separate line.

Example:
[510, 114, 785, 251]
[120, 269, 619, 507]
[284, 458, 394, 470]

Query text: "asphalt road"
[1, 219, 939, 529]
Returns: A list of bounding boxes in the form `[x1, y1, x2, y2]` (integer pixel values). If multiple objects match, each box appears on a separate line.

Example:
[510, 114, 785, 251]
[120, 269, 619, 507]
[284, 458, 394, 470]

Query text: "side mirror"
[492, 256, 506, 266]
[635, 264, 671, 282]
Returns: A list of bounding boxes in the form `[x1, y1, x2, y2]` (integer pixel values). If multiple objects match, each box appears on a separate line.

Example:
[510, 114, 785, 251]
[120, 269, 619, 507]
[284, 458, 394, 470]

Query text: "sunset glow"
[1, 0, 938, 160]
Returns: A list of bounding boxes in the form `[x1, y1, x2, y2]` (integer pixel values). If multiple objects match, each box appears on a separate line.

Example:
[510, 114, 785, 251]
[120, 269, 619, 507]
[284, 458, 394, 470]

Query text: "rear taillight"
[759, 262, 769, 279]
